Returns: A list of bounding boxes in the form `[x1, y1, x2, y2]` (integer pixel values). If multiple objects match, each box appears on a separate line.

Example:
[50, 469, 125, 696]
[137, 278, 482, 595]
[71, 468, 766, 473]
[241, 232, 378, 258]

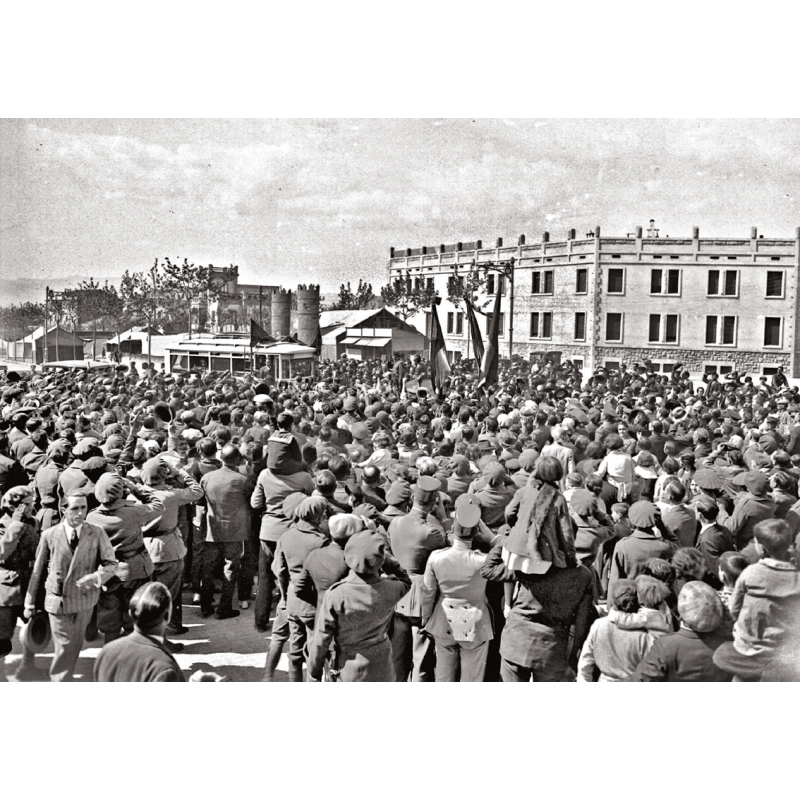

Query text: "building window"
[764, 317, 782, 347]
[766, 271, 784, 297]
[532, 270, 554, 294]
[486, 312, 505, 337]
[446, 312, 454, 334]
[605, 360, 620, 371]
[650, 269, 680, 295]
[426, 277, 434, 291]
[707, 270, 738, 296]
[486, 274, 506, 295]
[456, 312, 464, 336]
[530, 312, 552, 339]
[575, 269, 588, 294]
[607, 269, 624, 294]
[572, 358, 583, 370]
[606, 313, 623, 342]
[705, 315, 737, 346]
[574, 312, 586, 340]
[447, 275, 465, 297]
[648, 314, 679, 344]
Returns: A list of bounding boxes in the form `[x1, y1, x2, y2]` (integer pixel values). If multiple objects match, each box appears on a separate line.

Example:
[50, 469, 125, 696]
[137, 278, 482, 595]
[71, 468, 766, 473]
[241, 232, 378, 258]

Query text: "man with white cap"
[420, 496, 493, 681]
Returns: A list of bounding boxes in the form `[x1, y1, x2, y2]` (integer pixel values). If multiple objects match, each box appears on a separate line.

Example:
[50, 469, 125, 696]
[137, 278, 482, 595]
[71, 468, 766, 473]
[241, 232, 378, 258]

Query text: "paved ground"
[4, 587, 289, 682]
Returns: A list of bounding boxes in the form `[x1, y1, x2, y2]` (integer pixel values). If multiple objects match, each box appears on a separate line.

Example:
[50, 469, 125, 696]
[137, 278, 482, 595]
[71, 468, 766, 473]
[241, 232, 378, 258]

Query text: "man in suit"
[694, 496, 735, 575]
[94, 582, 184, 682]
[199, 444, 257, 620]
[659, 481, 697, 548]
[24, 492, 118, 681]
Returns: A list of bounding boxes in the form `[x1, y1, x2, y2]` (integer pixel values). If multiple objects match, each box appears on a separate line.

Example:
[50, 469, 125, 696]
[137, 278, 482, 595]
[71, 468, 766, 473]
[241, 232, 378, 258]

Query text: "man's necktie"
[69, 529, 79, 551]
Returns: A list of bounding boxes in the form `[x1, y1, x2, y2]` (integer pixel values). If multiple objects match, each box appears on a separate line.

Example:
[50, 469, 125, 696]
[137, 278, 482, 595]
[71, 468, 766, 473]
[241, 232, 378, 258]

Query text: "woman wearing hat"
[0, 487, 39, 681]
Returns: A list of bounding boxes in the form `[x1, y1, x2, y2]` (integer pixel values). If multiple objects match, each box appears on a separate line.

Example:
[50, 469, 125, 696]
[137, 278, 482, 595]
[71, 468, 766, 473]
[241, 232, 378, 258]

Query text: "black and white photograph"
[2, 116, 799, 686]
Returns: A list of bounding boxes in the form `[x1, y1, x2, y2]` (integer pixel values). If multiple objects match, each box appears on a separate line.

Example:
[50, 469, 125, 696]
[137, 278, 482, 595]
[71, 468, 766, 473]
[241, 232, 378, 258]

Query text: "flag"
[464, 296, 485, 364]
[250, 319, 275, 347]
[308, 320, 322, 355]
[429, 297, 451, 394]
[477, 287, 502, 391]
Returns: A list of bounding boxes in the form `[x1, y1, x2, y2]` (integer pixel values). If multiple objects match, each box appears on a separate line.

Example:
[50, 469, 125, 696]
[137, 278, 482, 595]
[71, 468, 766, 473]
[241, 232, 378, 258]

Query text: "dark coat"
[94, 631, 185, 682]
[200, 465, 256, 543]
[629, 627, 732, 682]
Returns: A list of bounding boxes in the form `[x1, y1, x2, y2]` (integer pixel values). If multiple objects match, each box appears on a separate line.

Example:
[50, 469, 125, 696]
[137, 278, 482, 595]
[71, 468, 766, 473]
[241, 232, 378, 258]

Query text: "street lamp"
[473, 256, 516, 357]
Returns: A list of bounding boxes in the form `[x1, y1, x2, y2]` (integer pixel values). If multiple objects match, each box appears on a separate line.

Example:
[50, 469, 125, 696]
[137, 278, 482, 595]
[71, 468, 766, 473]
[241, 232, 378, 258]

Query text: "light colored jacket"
[420, 540, 493, 645]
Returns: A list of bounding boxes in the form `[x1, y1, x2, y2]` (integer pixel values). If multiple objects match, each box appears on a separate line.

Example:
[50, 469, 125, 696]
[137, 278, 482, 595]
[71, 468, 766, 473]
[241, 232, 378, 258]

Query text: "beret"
[518, 450, 538, 471]
[80, 456, 107, 473]
[569, 488, 597, 517]
[692, 469, 724, 490]
[678, 580, 723, 633]
[282, 491, 310, 520]
[182, 428, 203, 443]
[744, 470, 769, 494]
[504, 458, 521, 471]
[350, 422, 369, 440]
[483, 461, 506, 481]
[72, 438, 100, 457]
[295, 496, 328, 522]
[344, 529, 386, 574]
[385, 480, 411, 505]
[343, 396, 357, 411]
[94, 472, 126, 504]
[329, 513, 364, 540]
[732, 471, 751, 488]
[628, 500, 657, 528]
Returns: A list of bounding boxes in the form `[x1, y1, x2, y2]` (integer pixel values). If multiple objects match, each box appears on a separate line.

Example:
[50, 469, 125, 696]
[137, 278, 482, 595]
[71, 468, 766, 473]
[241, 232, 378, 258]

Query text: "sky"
[2, 118, 799, 301]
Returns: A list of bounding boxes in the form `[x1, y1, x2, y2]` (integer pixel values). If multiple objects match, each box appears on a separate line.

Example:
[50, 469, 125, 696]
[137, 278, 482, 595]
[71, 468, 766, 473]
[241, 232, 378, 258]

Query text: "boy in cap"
[712, 519, 800, 681]
[307, 529, 411, 682]
[607, 501, 674, 598]
[629, 581, 731, 681]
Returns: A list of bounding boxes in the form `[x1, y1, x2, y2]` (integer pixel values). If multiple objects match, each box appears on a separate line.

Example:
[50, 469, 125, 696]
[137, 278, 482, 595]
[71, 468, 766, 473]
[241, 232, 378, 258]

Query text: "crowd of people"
[0, 352, 799, 682]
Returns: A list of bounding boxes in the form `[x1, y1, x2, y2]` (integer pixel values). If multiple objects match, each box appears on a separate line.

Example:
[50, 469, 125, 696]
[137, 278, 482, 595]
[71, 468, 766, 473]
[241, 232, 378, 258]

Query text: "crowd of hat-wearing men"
[0, 353, 799, 682]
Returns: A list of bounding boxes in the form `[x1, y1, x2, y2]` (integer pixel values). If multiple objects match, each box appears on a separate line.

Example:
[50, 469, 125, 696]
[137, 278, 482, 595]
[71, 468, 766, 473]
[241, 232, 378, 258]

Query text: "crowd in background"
[1, 353, 799, 681]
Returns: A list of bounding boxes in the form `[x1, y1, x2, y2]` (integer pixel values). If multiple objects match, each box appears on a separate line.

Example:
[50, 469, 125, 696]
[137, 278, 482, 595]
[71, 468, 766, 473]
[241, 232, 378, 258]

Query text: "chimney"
[457, 242, 462, 251]
[389, 247, 395, 258]
[496, 237, 503, 247]
[439, 244, 445, 253]
[635, 226, 643, 238]
[595, 226, 601, 238]
[476, 239, 483, 249]
[692, 227, 699, 239]
[751, 227, 758, 239]
[568, 228, 576, 240]
[406, 248, 412, 257]
[518, 234, 526, 245]
[542, 231, 550, 243]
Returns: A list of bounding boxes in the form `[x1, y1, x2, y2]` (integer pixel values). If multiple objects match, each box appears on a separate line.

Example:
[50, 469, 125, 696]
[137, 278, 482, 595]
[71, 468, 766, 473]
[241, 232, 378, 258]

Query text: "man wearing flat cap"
[608, 501, 674, 598]
[307, 529, 411, 682]
[273, 495, 328, 681]
[387, 475, 449, 681]
[726, 470, 776, 551]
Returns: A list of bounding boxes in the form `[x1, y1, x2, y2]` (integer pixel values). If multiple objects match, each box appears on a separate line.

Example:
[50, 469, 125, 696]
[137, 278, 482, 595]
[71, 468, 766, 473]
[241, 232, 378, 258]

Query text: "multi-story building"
[388, 223, 800, 378]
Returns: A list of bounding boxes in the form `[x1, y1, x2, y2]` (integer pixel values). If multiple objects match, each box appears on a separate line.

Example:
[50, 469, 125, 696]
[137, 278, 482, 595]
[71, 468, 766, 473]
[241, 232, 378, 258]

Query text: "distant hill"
[0, 275, 122, 305]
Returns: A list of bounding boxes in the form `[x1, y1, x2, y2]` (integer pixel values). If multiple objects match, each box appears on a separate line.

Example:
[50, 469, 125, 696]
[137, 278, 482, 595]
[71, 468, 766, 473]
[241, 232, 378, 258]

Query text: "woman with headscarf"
[0, 486, 40, 681]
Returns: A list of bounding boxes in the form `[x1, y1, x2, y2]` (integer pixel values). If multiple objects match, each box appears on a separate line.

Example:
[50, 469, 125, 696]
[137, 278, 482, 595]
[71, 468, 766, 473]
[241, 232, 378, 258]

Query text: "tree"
[379, 271, 438, 321]
[445, 266, 489, 313]
[158, 257, 225, 332]
[75, 278, 124, 358]
[330, 279, 374, 311]
[0, 302, 45, 349]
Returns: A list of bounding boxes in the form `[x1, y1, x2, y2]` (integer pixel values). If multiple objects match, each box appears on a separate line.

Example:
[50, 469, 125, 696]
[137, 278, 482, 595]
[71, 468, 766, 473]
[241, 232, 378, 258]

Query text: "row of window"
[446, 310, 784, 347]
[445, 268, 786, 297]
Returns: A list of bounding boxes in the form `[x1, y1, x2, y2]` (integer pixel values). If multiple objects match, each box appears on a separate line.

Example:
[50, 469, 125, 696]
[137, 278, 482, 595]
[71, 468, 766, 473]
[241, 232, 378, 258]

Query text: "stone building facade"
[389, 224, 800, 377]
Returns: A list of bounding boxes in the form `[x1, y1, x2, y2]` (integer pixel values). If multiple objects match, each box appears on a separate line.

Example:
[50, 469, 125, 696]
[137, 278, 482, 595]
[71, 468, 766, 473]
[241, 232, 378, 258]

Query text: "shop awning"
[340, 336, 361, 345]
[356, 337, 391, 347]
